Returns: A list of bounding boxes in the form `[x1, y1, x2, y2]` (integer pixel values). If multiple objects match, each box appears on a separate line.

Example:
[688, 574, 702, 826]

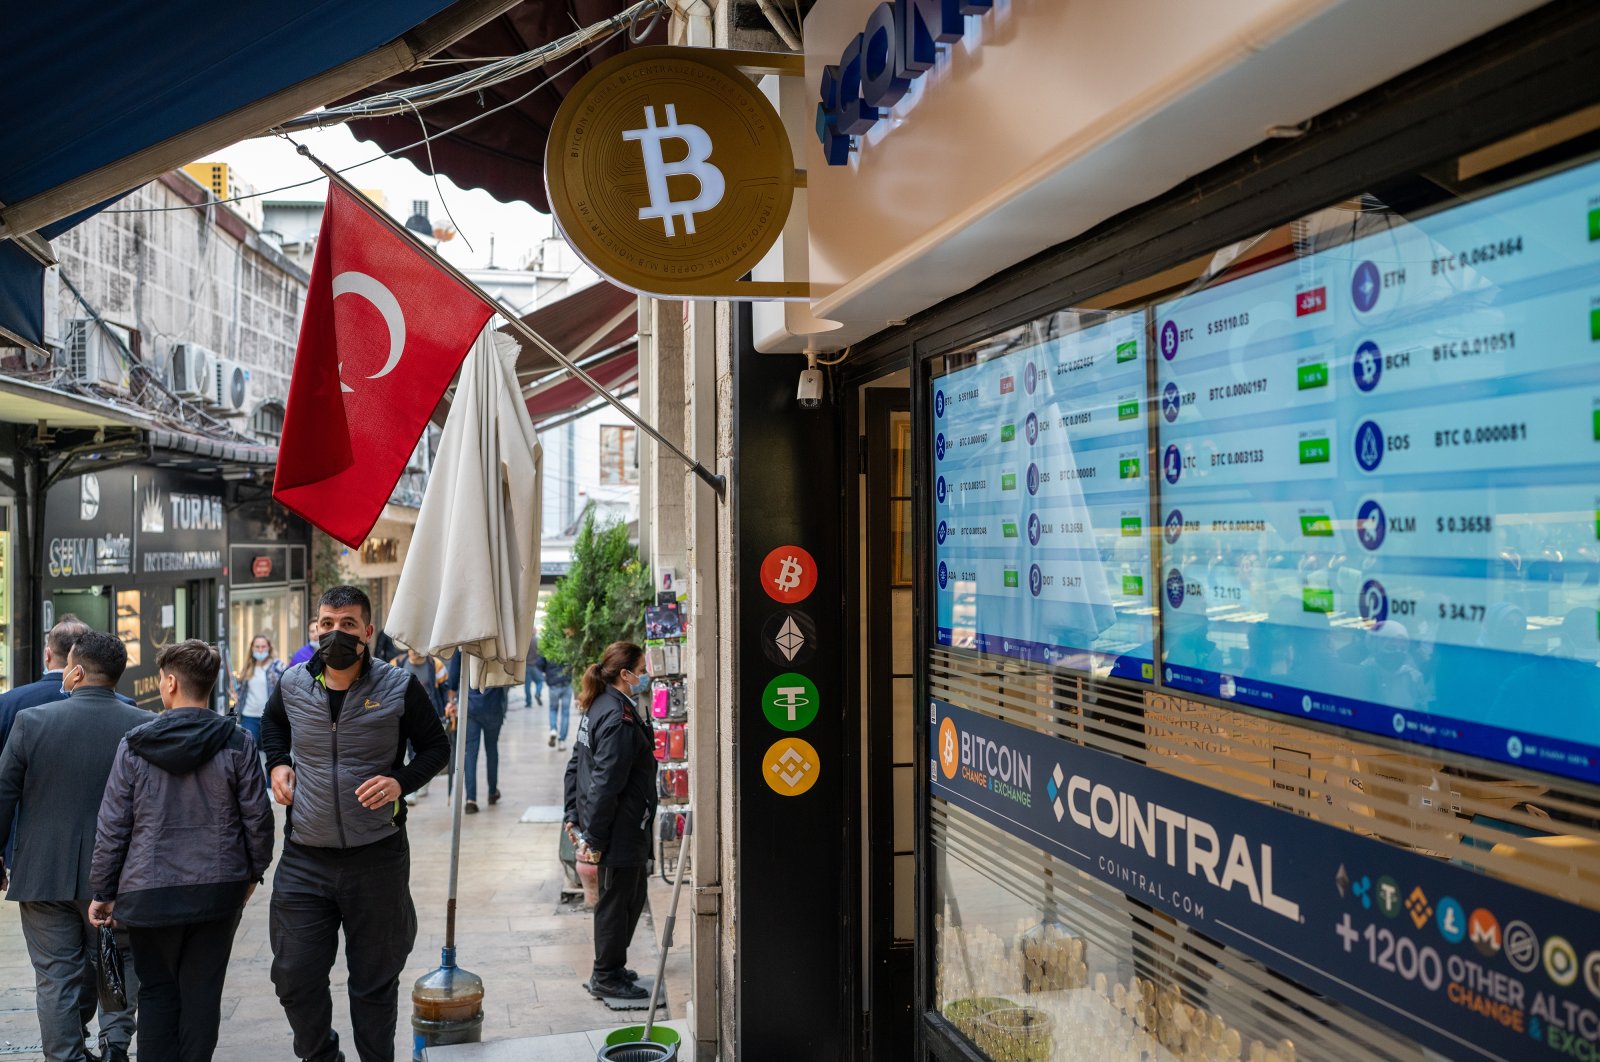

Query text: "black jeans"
[128, 915, 239, 1062]
[593, 864, 650, 984]
[269, 834, 417, 1062]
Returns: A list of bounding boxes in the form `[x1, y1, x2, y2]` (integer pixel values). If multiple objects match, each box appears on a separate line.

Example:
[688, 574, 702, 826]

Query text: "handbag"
[98, 925, 127, 1008]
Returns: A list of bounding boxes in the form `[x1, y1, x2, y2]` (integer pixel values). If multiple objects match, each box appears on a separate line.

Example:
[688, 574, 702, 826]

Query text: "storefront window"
[599, 424, 638, 485]
[927, 112, 1600, 1061]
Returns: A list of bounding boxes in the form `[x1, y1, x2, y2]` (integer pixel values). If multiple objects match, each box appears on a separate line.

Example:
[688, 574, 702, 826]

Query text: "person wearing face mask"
[89, 639, 275, 1062]
[258, 586, 450, 1062]
[232, 634, 285, 747]
[562, 641, 658, 1002]
[0, 631, 149, 1062]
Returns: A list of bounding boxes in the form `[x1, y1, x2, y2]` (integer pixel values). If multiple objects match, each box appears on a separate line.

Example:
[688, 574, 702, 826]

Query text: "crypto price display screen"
[1154, 155, 1600, 784]
[933, 312, 1153, 680]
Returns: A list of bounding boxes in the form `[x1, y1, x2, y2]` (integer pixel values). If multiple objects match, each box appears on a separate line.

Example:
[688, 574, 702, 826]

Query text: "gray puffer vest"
[279, 660, 412, 848]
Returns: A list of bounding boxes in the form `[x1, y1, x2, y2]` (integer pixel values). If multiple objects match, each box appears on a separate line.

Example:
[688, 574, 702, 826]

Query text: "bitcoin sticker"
[544, 46, 796, 298]
[760, 545, 818, 604]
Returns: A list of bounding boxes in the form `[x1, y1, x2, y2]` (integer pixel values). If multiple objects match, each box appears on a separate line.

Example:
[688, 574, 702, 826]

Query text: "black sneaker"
[588, 977, 648, 1001]
[622, 967, 641, 983]
[465, 800, 479, 814]
[489, 790, 501, 806]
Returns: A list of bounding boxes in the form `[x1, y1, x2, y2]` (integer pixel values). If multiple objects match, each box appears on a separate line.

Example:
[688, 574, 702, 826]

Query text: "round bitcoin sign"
[545, 47, 795, 297]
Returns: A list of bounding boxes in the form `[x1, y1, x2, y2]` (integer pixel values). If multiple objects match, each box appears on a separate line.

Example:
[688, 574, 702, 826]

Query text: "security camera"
[797, 366, 824, 409]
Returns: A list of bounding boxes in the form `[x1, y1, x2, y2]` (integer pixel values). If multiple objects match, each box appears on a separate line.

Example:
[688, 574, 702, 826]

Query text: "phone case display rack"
[643, 600, 689, 880]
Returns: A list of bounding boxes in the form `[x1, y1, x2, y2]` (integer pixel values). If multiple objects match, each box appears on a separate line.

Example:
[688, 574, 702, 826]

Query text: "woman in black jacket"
[562, 641, 657, 1001]
[90, 640, 275, 1062]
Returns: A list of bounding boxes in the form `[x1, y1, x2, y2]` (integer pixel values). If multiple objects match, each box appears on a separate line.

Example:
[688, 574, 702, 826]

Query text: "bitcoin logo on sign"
[544, 46, 796, 298]
[773, 556, 803, 594]
[622, 105, 725, 237]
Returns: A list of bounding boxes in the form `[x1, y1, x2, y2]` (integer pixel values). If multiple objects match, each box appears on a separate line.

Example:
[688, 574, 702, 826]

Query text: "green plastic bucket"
[602, 1025, 681, 1048]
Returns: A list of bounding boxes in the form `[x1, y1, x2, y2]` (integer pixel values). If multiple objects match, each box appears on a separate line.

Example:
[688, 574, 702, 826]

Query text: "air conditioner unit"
[63, 318, 131, 391]
[168, 342, 215, 398]
[211, 358, 251, 414]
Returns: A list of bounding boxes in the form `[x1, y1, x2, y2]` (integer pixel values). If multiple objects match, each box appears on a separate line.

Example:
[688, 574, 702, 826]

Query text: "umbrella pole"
[446, 687, 471, 950]
[410, 677, 483, 1061]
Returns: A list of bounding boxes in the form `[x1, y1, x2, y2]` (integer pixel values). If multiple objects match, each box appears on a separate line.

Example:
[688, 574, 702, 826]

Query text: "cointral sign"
[932, 700, 1600, 1062]
[545, 46, 799, 299]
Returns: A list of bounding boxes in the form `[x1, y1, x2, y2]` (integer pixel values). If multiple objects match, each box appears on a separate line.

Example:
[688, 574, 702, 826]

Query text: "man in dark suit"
[0, 631, 149, 1062]
[0, 616, 90, 755]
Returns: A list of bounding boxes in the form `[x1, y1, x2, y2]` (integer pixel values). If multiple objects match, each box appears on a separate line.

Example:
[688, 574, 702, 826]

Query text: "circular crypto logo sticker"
[763, 736, 821, 796]
[938, 717, 959, 779]
[761, 609, 817, 667]
[1028, 564, 1043, 598]
[1164, 509, 1184, 545]
[1503, 920, 1540, 973]
[1351, 260, 1381, 313]
[1354, 420, 1385, 472]
[761, 545, 818, 604]
[545, 47, 795, 298]
[1024, 361, 1038, 394]
[936, 476, 947, 503]
[1027, 513, 1042, 546]
[1160, 320, 1180, 360]
[1356, 499, 1386, 551]
[1165, 569, 1185, 610]
[1352, 340, 1383, 392]
[935, 433, 946, 461]
[936, 520, 948, 545]
[1026, 463, 1040, 496]
[1546, 936, 1580, 987]
[1025, 412, 1039, 445]
[1162, 381, 1182, 422]
[934, 390, 946, 417]
[1163, 444, 1182, 485]
[762, 672, 819, 731]
[1359, 579, 1389, 625]
[1468, 908, 1502, 957]
[1435, 897, 1466, 944]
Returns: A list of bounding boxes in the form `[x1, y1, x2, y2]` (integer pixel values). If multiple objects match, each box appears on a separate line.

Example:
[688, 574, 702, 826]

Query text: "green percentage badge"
[762, 672, 819, 731]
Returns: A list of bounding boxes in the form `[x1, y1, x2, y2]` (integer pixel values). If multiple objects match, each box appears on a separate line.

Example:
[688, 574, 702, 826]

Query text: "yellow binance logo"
[1405, 886, 1434, 930]
[362, 698, 381, 711]
[762, 737, 820, 797]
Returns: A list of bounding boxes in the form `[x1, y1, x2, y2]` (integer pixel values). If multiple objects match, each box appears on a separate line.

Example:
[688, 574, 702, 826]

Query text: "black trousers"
[593, 864, 649, 983]
[269, 834, 417, 1062]
[128, 916, 239, 1062]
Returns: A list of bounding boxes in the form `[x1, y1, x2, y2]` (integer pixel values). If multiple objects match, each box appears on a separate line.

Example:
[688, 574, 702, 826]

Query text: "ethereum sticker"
[761, 609, 817, 666]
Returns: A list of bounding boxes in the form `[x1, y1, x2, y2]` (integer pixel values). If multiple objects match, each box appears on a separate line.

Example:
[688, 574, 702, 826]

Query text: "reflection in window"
[600, 425, 639, 485]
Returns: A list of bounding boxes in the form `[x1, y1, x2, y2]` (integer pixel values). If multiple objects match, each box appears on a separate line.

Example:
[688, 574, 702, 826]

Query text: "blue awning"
[0, 0, 516, 347]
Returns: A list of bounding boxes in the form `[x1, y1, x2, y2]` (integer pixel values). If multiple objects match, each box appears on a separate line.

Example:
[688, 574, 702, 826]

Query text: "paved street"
[0, 691, 688, 1060]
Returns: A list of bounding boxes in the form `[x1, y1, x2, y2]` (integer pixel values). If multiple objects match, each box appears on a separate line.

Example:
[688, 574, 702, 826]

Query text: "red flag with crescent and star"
[273, 183, 493, 547]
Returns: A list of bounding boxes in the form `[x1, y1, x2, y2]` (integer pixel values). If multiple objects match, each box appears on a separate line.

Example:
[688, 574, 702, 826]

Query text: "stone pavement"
[0, 689, 688, 1060]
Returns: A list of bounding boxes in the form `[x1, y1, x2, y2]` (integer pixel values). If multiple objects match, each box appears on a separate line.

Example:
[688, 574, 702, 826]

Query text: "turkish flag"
[273, 184, 493, 547]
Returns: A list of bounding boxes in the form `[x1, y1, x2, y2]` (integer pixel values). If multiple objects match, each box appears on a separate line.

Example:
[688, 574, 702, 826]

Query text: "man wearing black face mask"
[259, 586, 449, 1062]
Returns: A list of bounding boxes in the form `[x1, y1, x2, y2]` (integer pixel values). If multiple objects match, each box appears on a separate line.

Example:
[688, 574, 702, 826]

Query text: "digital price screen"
[1154, 156, 1600, 783]
[933, 313, 1154, 681]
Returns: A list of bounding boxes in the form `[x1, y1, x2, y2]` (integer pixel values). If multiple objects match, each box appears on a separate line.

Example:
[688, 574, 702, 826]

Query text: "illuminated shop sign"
[815, 0, 994, 165]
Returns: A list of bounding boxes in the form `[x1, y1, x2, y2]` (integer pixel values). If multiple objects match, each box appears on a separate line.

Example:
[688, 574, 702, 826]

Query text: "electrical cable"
[103, 21, 629, 217]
